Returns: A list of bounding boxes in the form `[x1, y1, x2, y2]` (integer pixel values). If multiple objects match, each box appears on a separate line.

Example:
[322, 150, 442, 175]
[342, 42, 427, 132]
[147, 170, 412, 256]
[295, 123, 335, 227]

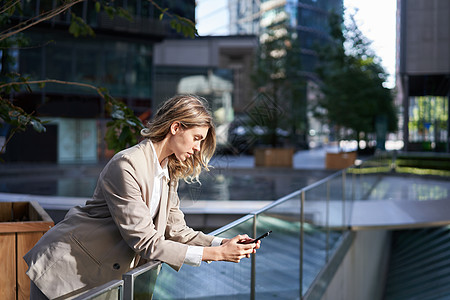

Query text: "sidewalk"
[210, 148, 327, 169]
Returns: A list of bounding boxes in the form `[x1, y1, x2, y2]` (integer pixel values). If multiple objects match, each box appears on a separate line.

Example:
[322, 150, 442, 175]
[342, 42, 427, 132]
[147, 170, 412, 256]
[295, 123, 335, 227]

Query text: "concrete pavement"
[210, 148, 327, 169]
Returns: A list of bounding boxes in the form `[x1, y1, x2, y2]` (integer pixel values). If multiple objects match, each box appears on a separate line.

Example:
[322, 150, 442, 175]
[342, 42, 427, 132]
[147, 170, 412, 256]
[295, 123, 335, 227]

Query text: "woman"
[24, 95, 260, 299]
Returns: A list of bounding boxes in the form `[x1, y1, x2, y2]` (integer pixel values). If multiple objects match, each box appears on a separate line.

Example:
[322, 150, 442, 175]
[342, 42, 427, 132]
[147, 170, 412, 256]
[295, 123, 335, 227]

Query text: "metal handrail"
[211, 170, 346, 237]
[252, 170, 345, 215]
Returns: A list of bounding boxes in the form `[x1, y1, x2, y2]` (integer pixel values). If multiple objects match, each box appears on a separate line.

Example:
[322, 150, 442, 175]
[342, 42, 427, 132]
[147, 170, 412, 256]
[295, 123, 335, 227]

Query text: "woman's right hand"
[203, 234, 260, 263]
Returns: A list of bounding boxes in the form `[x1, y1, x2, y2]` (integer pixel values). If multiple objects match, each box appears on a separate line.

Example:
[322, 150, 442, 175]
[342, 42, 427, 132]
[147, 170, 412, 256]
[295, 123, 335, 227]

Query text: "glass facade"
[229, 0, 261, 35]
[19, 31, 153, 113]
[14, 0, 196, 112]
[408, 96, 448, 148]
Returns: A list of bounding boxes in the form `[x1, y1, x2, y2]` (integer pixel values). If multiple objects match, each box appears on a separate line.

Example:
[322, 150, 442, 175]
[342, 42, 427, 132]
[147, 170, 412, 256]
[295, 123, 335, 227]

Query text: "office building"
[397, 0, 450, 152]
[2, 0, 195, 163]
[229, 0, 343, 148]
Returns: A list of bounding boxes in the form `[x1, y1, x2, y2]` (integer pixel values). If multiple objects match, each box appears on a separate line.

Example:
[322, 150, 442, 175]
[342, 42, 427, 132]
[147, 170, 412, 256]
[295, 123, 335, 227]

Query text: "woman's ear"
[170, 122, 180, 135]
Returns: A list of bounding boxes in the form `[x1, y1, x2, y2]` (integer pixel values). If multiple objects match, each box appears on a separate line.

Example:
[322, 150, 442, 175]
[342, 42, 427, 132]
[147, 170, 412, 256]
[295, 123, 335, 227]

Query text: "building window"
[408, 96, 448, 145]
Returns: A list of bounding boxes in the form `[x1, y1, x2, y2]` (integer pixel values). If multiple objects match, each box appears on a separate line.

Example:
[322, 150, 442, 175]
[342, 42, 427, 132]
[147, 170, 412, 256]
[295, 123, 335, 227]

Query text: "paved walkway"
[210, 148, 327, 169]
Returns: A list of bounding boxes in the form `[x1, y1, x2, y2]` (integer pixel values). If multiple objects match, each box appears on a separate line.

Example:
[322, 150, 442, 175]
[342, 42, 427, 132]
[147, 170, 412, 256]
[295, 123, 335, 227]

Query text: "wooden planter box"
[0, 202, 54, 300]
[325, 151, 357, 170]
[254, 148, 294, 167]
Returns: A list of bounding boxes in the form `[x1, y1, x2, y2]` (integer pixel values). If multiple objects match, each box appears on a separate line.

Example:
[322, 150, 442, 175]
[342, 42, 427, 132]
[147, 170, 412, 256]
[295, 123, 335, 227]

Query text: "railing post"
[300, 190, 305, 299]
[326, 180, 330, 262]
[352, 171, 355, 202]
[251, 214, 257, 300]
[122, 261, 161, 300]
[342, 171, 346, 226]
[123, 275, 133, 300]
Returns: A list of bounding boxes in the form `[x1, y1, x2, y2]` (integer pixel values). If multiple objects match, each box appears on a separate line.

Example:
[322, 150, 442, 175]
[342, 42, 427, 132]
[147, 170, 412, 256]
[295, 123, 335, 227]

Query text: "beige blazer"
[23, 139, 214, 299]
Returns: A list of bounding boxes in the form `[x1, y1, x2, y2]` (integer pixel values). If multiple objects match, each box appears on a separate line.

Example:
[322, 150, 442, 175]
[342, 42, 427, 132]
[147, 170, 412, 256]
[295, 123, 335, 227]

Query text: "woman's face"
[170, 123, 209, 162]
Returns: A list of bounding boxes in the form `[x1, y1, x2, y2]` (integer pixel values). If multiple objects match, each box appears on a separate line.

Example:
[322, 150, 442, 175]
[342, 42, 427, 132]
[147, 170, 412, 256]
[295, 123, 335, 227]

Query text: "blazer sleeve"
[165, 185, 215, 247]
[99, 154, 189, 271]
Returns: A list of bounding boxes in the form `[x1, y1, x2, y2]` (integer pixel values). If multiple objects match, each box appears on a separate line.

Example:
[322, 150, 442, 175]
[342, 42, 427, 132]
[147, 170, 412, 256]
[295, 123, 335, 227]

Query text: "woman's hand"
[203, 234, 261, 263]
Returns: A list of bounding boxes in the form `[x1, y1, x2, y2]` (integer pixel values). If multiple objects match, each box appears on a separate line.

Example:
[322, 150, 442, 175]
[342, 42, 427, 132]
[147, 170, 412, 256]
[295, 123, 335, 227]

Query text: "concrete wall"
[402, 0, 450, 74]
[321, 230, 391, 300]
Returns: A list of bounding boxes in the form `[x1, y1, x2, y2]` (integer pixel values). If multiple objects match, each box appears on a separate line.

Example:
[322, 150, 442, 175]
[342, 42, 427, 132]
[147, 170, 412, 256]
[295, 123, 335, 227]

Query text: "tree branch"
[0, 79, 106, 98]
[0, 0, 85, 42]
[0, 0, 21, 15]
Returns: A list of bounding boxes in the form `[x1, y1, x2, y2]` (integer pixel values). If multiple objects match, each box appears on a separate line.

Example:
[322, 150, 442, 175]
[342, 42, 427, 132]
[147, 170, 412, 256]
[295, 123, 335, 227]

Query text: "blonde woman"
[24, 95, 260, 299]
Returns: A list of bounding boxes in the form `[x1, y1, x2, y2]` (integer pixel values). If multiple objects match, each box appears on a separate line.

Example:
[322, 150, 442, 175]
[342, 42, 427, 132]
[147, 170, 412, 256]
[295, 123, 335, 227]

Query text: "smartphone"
[241, 230, 272, 244]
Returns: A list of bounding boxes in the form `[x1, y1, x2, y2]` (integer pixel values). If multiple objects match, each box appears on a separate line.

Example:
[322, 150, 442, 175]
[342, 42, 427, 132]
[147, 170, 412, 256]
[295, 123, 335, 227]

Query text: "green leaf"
[18, 115, 29, 125]
[111, 108, 125, 120]
[69, 13, 95, 38]
[98, 87, 108, 94]
[126, 120, 136, 127]
[38, 82, 46, 89]
[30, 120, 46, 133]
[69, 21, 80, 37]
[9, 110, 20, 118]
[95, 2, 101, 12]
[117, 8, 133, 21]
[118, 126, 131, 144]
[24, 83, 32, 93]
[104, 6, 116, 19]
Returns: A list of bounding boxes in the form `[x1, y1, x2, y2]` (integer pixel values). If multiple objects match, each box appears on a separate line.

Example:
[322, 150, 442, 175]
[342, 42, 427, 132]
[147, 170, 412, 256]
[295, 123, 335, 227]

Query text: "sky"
[195, 0, 397, 88]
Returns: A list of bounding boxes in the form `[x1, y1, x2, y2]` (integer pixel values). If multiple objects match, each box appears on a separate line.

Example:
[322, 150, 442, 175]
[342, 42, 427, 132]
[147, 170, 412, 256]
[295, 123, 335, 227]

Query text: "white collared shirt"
[149, 142, 169, 219]
[148, 141, 223, 267]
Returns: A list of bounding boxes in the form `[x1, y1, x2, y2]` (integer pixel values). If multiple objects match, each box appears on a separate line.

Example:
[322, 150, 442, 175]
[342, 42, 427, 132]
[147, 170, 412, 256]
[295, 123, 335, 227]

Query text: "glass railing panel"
[302, 182, 344, 296]
[74, 279, 123, 300]
[325, 173, 346, 227]
[152, 216, 255, 300]
[347, 166, 364, 201]
[252, 194, 302, 298]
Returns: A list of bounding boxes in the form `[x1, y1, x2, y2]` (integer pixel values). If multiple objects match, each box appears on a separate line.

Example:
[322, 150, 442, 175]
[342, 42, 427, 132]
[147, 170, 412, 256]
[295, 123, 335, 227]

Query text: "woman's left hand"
[226, 235, 261, 258]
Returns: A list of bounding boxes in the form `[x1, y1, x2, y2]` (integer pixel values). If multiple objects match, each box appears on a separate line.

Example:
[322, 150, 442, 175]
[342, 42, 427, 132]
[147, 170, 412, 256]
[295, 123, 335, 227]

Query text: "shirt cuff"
[211, 237, 224, 247]
[184, 246, 204, 267]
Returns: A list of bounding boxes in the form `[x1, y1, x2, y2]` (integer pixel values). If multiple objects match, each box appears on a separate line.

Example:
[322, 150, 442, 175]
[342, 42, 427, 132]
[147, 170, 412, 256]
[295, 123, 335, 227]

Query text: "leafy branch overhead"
[149, 0, 198, 38]
[0, 0, 197, 154]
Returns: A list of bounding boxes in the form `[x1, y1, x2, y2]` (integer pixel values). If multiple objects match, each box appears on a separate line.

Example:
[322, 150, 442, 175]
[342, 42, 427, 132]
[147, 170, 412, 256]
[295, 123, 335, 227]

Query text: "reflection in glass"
[152, 218, 254, 299]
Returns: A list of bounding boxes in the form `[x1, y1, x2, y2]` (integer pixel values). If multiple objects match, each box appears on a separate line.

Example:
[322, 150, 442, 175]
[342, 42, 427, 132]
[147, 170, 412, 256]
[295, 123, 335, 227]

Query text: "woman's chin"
[175, 155, 187, 162]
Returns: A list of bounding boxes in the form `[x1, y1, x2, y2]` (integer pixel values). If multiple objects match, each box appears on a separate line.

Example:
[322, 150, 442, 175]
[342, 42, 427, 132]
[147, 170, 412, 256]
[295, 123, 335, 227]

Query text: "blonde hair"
[141, 95, 216, 182]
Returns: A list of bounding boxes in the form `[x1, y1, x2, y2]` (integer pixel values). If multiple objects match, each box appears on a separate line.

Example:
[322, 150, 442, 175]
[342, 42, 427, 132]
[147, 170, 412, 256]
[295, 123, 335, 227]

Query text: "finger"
[255, 241, 261, 249]
[239, 235, 252, 243]
[240, 243, 257, 251]
[233, 234, 247, 242]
